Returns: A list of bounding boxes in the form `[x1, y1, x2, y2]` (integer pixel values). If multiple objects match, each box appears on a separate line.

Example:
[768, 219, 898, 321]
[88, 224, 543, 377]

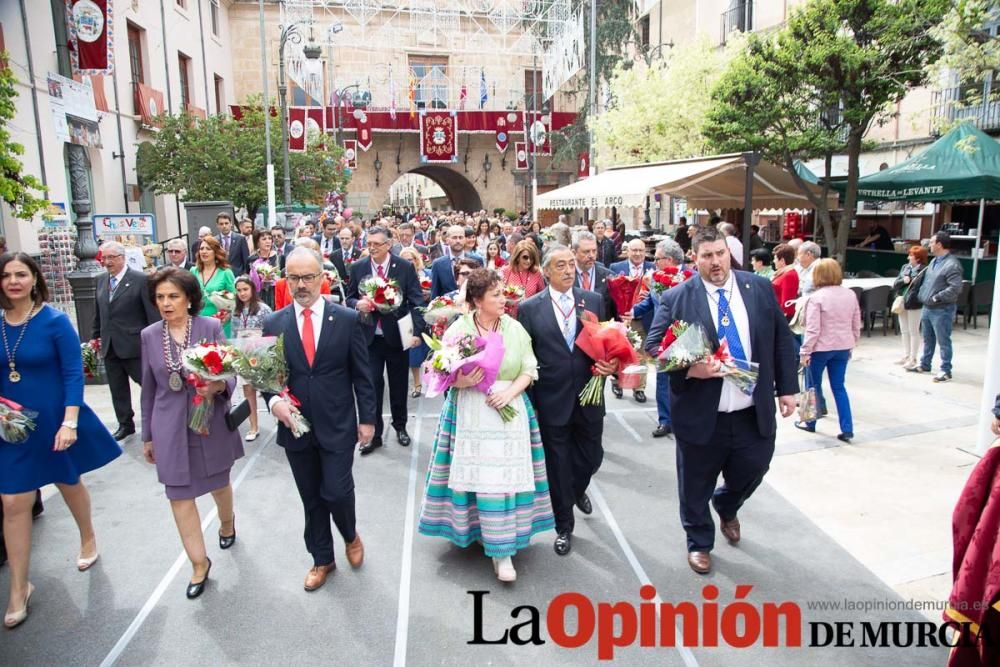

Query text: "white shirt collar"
[704, 271, 736, 295]
[549, 285, 573, 300]
[293, 298, 323, 318]
[371, 255, 391, 274]
[112, 266, 128, 282]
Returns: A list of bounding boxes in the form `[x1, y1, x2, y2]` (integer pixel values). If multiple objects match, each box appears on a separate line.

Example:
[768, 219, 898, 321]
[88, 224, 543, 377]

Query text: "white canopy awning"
[536, 154, 837, 211]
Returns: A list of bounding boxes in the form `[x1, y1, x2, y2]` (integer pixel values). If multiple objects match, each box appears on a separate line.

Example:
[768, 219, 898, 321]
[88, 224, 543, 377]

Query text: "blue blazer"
[429, 252, 483, 298]
[644, 271, 798, 445]
[262, 300, 377, 453]
[608, 259, 653, 277]
[631, 289, 657, 333]
[345, 253, 427, 348]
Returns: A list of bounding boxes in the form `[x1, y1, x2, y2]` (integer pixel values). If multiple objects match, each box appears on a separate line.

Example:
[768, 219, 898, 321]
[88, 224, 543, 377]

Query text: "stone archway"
[406, 166, 483, 212]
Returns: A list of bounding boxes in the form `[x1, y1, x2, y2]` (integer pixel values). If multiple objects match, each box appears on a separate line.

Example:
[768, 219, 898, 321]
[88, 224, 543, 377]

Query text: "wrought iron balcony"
[720, 2, 753, 46]
[930, 84, 1000, 134]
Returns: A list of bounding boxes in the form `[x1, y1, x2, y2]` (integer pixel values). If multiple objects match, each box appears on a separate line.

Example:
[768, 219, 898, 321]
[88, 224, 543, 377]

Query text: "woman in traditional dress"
[499, 240, 545, 318]
[418, 269, 554, 583]
[231, 276, 272, 441]
[141, 268, 244, 599]
[191, 236, 237, 337]
[0, 254, 121, 628]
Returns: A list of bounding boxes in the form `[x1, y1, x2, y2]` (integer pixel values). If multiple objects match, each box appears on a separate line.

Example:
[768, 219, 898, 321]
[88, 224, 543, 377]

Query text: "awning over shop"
[848, 123, 1000, 201]
[536, 153, 836, 211]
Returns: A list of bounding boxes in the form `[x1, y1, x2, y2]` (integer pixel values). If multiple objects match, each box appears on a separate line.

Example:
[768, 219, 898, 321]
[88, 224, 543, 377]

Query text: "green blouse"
[446, 313, 539, 382]
[191, 266, 237, 337]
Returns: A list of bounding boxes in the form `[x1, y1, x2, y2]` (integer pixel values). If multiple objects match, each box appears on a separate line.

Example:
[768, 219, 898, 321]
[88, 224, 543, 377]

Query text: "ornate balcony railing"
[720, 2, 753, 46]
[930, 84, 1000, 135]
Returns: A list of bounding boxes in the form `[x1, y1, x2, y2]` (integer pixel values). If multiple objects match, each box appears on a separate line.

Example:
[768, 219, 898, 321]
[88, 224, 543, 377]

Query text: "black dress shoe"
[112, 425, 135, 441]
[186, 558, 212, 599]
[219, 516, 236, 550]
[634, 390, 647, 403]
[396, 429, 411, 447]
[837, 432, 854, 443]
[359, 439, 383, 456]
[575, 493, 593, 515]
[652, 424, 672, 438]
[611, 383, 624, 399]
[554, 532, 572, 556]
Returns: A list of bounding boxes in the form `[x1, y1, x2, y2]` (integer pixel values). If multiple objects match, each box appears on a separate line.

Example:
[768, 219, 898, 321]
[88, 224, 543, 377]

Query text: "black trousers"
[675, 408, 774, 552]
[368, 336, 409, 440]
[538, 409, 604, 535]
[104, 346, 142, 427]
[284, 445, 357, 567]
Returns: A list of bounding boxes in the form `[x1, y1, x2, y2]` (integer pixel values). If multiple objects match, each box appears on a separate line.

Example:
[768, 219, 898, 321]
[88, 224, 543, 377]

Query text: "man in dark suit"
[346, 226, 426, 455]
[572, 231, 616, 321]
[214, 212, 249, 277]
[330, 227, 362, 284]
[272, 225, 294, 261]
[390, 222, 427, 257]
[593, 220, 617, 268]
[163, 238, 194, 271]
[609, 238, 654, 280]
[644, 226, 797, 575]
[314, 218, 341, 259]
[427, 223, 451, 262]
[430, 224, 484, 298]
[518, 245, 616, 557]
[264, 247, 377, 592]
[91, 241, 160, 440]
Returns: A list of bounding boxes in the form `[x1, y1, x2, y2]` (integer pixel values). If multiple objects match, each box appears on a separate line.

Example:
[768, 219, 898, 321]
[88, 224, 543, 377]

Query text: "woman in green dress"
[418, 269, 554, 583]
[191, 236, 237, 337]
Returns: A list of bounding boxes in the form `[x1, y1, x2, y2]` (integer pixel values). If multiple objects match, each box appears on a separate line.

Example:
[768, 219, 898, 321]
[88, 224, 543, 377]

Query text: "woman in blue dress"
[0, 253, 121, 628]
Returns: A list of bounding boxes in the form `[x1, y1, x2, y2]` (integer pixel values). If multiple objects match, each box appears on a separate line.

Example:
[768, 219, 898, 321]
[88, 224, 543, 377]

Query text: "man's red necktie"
[301, 309, 315, 367]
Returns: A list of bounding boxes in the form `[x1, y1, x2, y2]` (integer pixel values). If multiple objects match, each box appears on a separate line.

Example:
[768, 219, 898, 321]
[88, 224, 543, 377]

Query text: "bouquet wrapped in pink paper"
[420, 330, 515, 422]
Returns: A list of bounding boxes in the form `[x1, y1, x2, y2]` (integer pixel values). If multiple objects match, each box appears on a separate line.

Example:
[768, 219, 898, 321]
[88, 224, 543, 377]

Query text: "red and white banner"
[577, 152, 590, 178]
[343, 140, 357, 169]
[528, 115, 551, 156]
[306, 107, 325, 149]
[288, 107, 306, 152]
[419, 110, 458, 163]
[135, 82, 164, 127]
[514, 142, 528, 171]
[354, 110, 372, 151]
[66, 0, 115, 75]
[495, 115, 509, 153]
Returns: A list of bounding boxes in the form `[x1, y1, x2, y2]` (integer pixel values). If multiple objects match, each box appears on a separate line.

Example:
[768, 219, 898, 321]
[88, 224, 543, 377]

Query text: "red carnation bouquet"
[502, 284, 525, 306]
[649, 267, 694, 296]
[82, 338, 101, 379]
[422, 296, 462, 338]
[656, 321, 759, 394]
[574, 312, 640, 406]
[182, 342, 238, 435]
[607, 274, 644, 318]
[359, 275, 402, 323]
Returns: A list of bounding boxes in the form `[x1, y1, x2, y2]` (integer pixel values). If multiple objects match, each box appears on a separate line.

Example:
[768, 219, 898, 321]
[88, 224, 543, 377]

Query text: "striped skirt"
[418, 389, 555, 557]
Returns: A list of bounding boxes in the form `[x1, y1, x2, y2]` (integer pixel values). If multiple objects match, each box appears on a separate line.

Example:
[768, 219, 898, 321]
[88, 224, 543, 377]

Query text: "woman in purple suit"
[140, 268, 244, 599]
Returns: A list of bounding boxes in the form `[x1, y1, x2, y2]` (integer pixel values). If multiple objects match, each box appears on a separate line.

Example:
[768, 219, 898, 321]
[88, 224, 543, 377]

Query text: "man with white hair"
[719, 222, 744, 268]
[609, 239, 654, 403]
[796, 241, 821, 296]
[90, 241, 160, 440]
[190, 226, 212, 258]
[164, 238, 193, 271]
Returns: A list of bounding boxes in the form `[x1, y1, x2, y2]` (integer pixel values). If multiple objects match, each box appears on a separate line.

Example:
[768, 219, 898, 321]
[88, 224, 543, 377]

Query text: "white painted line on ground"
[99, 435, 272, 667]
[590, 481, 699, 667]
[613, 411, 643, 443]
[392, 397, 424, 667]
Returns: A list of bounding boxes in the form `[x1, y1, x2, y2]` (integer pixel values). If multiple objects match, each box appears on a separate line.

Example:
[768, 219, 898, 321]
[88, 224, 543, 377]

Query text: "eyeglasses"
[286, 273, 320, 284]
[103, 254, 123, 259]
[367, 240, 389, 248]
[167, 249, 184, 254]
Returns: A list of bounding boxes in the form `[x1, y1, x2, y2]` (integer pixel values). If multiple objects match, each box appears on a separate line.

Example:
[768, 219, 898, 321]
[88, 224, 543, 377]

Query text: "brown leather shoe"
[687, 551, 711, 574]
[345, 535, 365, 568]
[720, 517, 741, 544]
[303, 563, 334, 592]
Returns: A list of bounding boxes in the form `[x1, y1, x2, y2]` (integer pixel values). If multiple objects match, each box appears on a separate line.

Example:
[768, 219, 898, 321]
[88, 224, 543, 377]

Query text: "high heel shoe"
[77, 551, 100, 571]
[219, 516, 236, 550]
[4, 583, 34, 629]
[492, 556, 516, 582]
[186, 559, 212, 599]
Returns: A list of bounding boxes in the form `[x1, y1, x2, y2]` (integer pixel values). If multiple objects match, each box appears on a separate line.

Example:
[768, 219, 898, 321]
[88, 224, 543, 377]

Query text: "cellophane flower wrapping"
[182, 342, 239, 435]
[0, 397, 38, 444]
[230, 335, 310, 438]
[502, 284, 525, 306]
[713, 339, 760, 395]
[324, 267, 341, 289]
[574, 313, 640, 406]
[422, 296, 462, 339]
[252, 261, 281, 287]
[656, 321, 712, 372]
[607, 274, 643, 316]
[360, 275, 402, 314]
[421, 330, 516, 422]
[209, 290, 237, 313]
[82, 338, 101, 379]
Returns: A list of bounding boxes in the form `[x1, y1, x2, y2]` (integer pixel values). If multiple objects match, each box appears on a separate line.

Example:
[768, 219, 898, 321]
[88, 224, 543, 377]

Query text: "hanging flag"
[388, 65, 397, 121]
[419, 110, 458, 163]
[66, 0, 115, 75]
[479, 69, 488, 109]
[408, 69, 416, 119]
[355, 110, 372, 152]
[514, 142, 528, 170]
[288, 107, 306, 152]
[343, 140, 357, 169]
[306, 107, 325, 150]
[459, 85, 467, 111]
[577, 152, 590, 179]
[495, 115, 509, 153]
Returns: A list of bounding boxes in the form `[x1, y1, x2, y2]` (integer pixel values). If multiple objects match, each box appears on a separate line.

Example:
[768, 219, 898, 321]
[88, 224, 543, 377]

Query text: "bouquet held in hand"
[606, 274, 644, 317]
[82, 338, 101, 379]
[656, 321, 759, 394]
[359, 275, 402, 322]
[231, 335, 311, 438]
[421, 331, 516, 422]
[252, 262, 280, 286]
[649, 267, 694, 296]
[422, 296, 462, 338]
[0, 397, 38, 444]
[711, 339, 759, 395]
[502, 284, 525, 305]
[182, 342, 238, 435]
[574, 312, 640, 406]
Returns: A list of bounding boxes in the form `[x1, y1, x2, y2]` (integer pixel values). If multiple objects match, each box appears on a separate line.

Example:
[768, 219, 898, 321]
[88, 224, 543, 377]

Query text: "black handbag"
[903, 268, 927, 310]
[225, 399, 251, 432]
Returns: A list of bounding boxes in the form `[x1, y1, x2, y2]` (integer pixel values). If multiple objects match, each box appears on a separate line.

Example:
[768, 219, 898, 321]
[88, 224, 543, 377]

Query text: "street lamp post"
[276, 21, 322, 218]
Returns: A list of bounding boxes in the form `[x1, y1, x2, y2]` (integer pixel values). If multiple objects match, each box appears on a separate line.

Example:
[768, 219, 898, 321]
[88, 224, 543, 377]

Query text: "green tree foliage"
[590, 35, 743, 165]
[0, 62, 48, 219]
[137, 99, 349, 219]
[705, 0, 948, 262]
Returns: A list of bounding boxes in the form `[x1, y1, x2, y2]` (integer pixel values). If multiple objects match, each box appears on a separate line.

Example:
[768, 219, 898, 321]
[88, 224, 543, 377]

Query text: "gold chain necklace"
[2, 305, 40, 383]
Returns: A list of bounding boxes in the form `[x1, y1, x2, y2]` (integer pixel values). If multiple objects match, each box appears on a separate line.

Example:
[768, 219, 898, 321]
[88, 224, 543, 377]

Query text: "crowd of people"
[0, 206, 979, 632]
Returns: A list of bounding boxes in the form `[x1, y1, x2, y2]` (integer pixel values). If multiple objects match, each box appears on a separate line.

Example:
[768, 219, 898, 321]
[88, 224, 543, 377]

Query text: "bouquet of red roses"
[607, 274, 644, 318]
[574, 312, 640, 406]
[359, 275, 402, 314]
[182, 342, 239, 435]
[82, 338, 101, 379]
[649, 267, 694, 296]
